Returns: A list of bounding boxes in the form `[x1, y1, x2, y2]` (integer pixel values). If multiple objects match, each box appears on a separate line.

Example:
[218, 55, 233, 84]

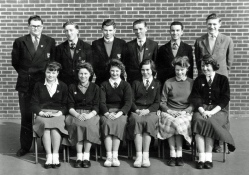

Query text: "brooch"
[74, 92, 77, 94]
[152, 86, 154, 89]
[41, 45, 43, 48]
[117, 54, 121, 59]
[47, 53, 50, 58]
[57, 90, 59, 93]
[202, 84, 205, 87]
[76, 50, 79, 54]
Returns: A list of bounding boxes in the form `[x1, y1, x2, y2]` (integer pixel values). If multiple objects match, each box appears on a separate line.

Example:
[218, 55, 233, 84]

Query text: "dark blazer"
[31, 80, 68, 115]
[55, 39, 92, 86]
[124, 38, 158, 84]
[156, 41, 193, 85]
[131, 78, 161, 112]
[11, 34, 56, 93]
[194, 33, 234, 77]
[92, 37, 126, 85]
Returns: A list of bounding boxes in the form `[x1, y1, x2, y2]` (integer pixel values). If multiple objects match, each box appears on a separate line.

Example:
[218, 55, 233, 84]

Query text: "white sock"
[170, 150, 176, 158]
[136, 152, 142, 159]
[205, 152, 212, 162]
[143, 152, 149, 159]
[106, 152, 112, 159]
[52, 153, 59, 164]
[77, 153, 83, 161]
[112, 151, 118, 159]
[46, 154, 52, 164]
[198, 153, 205, 162]
[83, 152, 90, 161]
[176, 150, 182, 157]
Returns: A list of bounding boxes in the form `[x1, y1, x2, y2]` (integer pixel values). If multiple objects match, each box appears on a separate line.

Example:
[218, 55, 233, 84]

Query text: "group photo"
[0, 0, 248, 175]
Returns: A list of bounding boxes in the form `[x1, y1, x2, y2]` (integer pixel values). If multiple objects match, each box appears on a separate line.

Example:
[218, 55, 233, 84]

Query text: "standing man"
[124, 19, 158, 84]
[195, 13, 234, 77]
[156, 21, 193, 85]
[92, 19, 126, 86]
[11, 15, 56, 156]
[56, 21, 92, 86]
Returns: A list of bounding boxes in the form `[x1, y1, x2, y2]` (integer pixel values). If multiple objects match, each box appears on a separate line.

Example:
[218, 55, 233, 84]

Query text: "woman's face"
[175, 65, 187, 79]
[201, 61, 214, 76]
[78, 68, 91, 84]
[45, 69, 59, 82]
[110, 66, 121, 80]
[141, 63, 153, 79]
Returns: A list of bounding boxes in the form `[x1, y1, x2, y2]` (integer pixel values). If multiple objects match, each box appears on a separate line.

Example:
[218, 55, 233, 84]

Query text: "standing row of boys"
[11, 13, 235, 170]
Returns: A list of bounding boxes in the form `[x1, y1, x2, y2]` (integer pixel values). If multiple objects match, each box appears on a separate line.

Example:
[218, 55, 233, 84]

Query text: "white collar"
[208, 32, 219, 38]
[137, 38, 146, 45]
[69, 38, 78, 45]
[206, 72, 215, 81]
[104, 37, 114, 43]
[175, 76, 187, 81]
[31, 34, 41, 41]
[143, 76, 153, 85]
[44, 78, 59, 86]
[171, 40, 181, 46]
[109, 78, 121, 87]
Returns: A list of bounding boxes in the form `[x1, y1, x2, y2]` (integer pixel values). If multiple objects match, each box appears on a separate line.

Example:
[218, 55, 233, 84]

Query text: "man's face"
[29, 20, 43, 37]
[206, 18, 221, 35]
[64, 24, 79, 41]
[133, 23, 147, 39]
[102, 25, 116, 40]
[170, 25, 183, 41]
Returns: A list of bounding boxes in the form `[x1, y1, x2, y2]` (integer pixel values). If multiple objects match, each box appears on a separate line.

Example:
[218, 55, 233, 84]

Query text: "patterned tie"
[172, 42, 178, 50]
[145, 79, 150, 90]
[70, 42, 75, 58]
[114, 82, 118, 88]
[33, 36, 39, 51]
[70, 42, 76, 50]
[208, 76, 212, 87]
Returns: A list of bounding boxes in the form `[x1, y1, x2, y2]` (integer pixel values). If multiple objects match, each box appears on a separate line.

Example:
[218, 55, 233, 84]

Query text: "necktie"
[208, 76, 212, 87]
[172, 43, 178, 50]
[209, 36, 215, 53]
[145, 79, 150, 90]
[70, 42, 76, 50]
[70, 42, 75, 58]
[114, 82, 118, 88]
[33, 36, 39, 51]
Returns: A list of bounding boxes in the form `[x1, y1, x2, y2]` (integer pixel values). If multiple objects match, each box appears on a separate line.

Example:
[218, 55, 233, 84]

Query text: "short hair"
[201, 54, 220, 71]
[102, 19, 116, 29]
[170, 21, 184, 30]
[108, 59, 126, 77]
[63, 21, 79, 29]
[76, 62, 94, 77]
[172, 56, 190, 68]
[206, 13, 221, 23]
[28, 15, 43, 25]
[133, 19, 147, 28]
[45, 61, 62, 72]
[139, 59, 157, 75]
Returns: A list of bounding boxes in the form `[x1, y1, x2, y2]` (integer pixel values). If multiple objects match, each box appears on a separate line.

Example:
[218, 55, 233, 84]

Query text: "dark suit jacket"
[55, 39, 92, 86]
[11, 34, 56, 93]
[92, 37, 126, 85]
[156, 41, 193, 85]
[124, 38, 158, 84]
[195, 33, 234, 77]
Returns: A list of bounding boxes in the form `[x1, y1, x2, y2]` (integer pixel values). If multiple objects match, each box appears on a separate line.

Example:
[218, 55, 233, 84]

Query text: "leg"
[142, 132, 151, 167]
[195, 134, 205, 169]
[51, 129, 61, 166]
[175, 135, 184, 166]
[112, 136, 121, 167]
[204, 137, 214, 169]
[74, 141, 83, 168]
[42, 129, 53, 166]
[167, 136, 176, 166]
[82, 140, 92, 168]
[104, 135, 113, 167]
[134, 134, 143, 167]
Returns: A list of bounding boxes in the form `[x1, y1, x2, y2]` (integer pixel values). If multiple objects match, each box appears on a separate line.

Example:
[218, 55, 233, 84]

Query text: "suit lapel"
[98, 38, 109, 60]
[132, 39, 140, 65]
[212, 33, 222, 54]
[24, 35, 36, 59]
[176, 41, 184, 57]
[110, 37, 118, 59]
[201, 34, 211, 54]
[63, 40, 72, 59]
[33, 35, 50, 62]
[165, 42, 174, 58]
[73, 39, 82, 60]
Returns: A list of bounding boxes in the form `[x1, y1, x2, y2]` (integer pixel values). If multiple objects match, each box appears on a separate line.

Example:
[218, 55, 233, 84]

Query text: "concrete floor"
[0, 117, 248, 175]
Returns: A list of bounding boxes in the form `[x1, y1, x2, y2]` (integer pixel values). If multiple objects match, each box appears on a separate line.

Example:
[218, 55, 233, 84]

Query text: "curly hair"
[201, 54, 220, 71]
[76, 62, 94, 77]
[107, 59, 126, 77]
[172, 56, 190, 69]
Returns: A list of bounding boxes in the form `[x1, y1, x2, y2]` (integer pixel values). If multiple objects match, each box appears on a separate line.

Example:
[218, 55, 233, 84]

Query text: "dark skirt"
[126, 112, 159, 140]
[100, 108, 127, 141]
[192, 105, 235, 152]
[64, 112, 101, 146]
[33, 109, 68, 137]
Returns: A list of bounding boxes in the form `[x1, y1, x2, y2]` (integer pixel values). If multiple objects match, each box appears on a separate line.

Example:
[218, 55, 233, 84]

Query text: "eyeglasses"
[30, 25, 43, 29]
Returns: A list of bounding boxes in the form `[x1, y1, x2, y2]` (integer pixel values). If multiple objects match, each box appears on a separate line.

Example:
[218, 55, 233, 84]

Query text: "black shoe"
[196, 161, 204, 169]
[167, 157, 176, 166]
[204, 161, 213, 169]
[52, 163, 61, 169]
[74, 160, 82, 168]
[16, 148, 29, 157]
[44, 163, 52, 169]
[82, 160, 91, 168]
[176, 157, 184, 166]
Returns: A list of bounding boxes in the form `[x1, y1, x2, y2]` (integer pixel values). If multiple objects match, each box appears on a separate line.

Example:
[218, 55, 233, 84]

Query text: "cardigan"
[31, 80, 68, 115]
[68, 82, 99, 113]
[100, 80, 132, 115]
[131, 78, 161, 112]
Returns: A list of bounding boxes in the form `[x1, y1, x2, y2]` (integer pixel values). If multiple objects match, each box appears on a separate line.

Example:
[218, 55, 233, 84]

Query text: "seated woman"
[31, 61, 68, 169]
[189, 55, 236, 169]
[65, 62, 101, 168]
[158, 56, 194, 166]
[126, 59, 161, 168]
[100, 59, 132, 167]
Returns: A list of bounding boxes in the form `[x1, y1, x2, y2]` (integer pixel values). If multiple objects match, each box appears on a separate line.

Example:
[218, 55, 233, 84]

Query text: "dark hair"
[170, 21, 184, 30]
[102, 19, 116, 29]
[201, 54, 220, 71]
[76, 62, 94, 77]
[139, 59, 157, 75]
[63, 21, 79, 29]
[206, 13, 221, 23]
[28, 15, 43, 25]
[108, 59, 126, 77]
[172, 56, 190, 68]
[45, 61, 62, 72]
[133, 19, 147, 28]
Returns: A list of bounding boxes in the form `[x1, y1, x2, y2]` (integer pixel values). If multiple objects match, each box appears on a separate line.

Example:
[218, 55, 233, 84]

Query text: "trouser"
[18, 91, 33, 151]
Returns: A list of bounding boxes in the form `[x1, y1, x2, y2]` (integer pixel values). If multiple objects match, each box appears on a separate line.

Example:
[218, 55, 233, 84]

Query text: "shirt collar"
[31, 34, 41, 41]
[44, 78, 59, 86]
[206, 72, 215, 81]
[104, 37, 114, 43]
[171, 40, 181, 47]
[208, 32, 219, 38]
[109, 78, 122, 87]
[69, 38, 78, 45]
[137, 38, 146, 46]
[143, 76, 153, 85]
[175, 76, 187, 81]
[78, 82, 89, 88]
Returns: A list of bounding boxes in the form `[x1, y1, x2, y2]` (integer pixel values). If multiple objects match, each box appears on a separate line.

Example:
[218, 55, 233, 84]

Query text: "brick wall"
[0, 0, 248, 118]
